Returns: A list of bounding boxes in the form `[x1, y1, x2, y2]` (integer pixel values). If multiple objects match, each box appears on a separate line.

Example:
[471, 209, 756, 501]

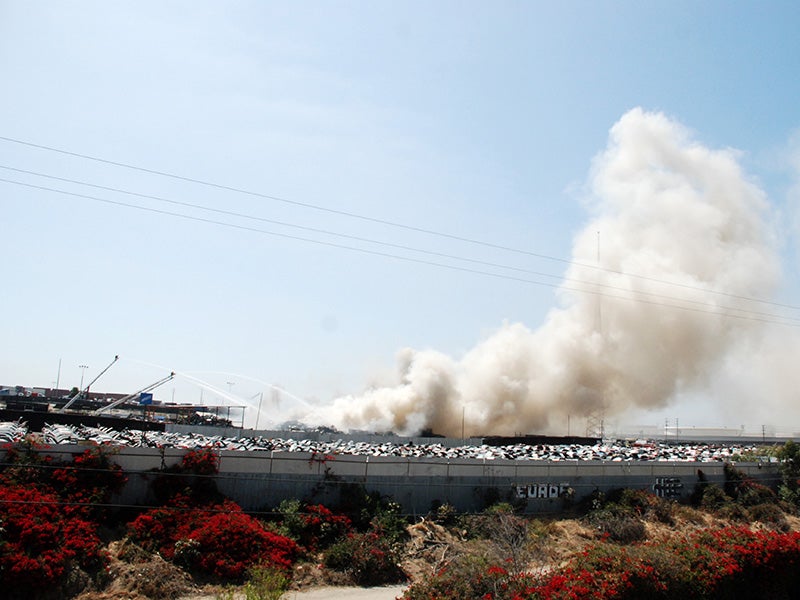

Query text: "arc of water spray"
[122, 359, 313, 427]
[184, 371, 318, 430]
[123, 358, 250, 407]
[184, 371, 315, 411]
[177, 372, 251, 406]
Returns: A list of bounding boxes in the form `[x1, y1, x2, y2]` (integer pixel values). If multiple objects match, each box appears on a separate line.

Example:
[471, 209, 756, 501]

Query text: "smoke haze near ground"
[303, 108, 790, 436]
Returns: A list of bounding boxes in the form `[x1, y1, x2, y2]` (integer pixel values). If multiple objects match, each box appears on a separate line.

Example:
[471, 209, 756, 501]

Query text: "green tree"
[775, 441, 800, 505]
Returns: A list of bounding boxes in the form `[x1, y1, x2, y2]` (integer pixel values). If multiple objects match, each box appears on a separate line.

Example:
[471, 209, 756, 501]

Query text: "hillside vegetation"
[3, 440, 800, 599]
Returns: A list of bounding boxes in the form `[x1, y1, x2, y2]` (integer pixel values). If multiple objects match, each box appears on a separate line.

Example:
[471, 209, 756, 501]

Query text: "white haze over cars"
[302, 108, 797, 437]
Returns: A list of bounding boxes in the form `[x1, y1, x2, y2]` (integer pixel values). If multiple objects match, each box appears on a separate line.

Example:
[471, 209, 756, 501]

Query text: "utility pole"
[78, 364, 89, 397]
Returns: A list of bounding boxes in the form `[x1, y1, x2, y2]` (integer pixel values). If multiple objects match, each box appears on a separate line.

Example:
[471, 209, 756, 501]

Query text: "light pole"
[78, 364, 89, 394]
[225, 382, 235, 426]
[255, 392, 264, 431]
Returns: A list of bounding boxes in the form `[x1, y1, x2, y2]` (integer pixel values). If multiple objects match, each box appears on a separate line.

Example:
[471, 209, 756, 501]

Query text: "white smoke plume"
[305, 108, 788, 436]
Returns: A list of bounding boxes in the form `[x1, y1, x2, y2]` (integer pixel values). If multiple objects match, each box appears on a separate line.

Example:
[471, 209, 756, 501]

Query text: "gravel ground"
[181, 585, 409, 600]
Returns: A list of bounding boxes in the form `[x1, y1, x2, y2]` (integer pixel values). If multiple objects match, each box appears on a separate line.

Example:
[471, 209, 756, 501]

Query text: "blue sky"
[2, 1, 799, 434]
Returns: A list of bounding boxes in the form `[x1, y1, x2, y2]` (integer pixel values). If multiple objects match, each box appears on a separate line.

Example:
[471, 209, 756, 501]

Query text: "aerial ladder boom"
[61, 355, 120, 411]
[92, 372, 175, 414]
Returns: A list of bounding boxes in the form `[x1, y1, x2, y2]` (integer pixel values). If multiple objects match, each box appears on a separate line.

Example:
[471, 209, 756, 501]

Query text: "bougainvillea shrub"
[50, 447, 127, 519]
[128, 495, 297, 581]
[180, 447, 220, 475]
[2, 443, 126, 522]
[1, 438, 56, 486]
[277, 499, 353, 551]
[150, 447, 223, 505]
[127, 493, 223, 559]
[181, 509, 298, 579]
[0, 483, 106, 597]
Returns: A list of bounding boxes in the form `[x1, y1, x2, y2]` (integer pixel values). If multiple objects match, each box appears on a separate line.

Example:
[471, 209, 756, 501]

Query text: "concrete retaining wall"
[40, 445, 779, 515]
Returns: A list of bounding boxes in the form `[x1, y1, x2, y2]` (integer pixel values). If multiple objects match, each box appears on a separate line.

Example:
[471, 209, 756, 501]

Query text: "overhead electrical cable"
[0, 134, 795, 312]
[2, 176, 798, 328]
[0, 164, 569, 277]
[2, 164, 795, 323]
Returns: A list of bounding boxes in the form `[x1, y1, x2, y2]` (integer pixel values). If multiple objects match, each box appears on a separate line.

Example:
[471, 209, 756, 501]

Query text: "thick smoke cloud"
[305, 108, 784, 436]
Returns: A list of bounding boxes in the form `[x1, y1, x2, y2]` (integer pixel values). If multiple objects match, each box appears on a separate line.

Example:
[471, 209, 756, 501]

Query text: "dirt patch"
[290, 558, 352, 589]
[400, 519, 469, 582]
[76, 540, 197, 600]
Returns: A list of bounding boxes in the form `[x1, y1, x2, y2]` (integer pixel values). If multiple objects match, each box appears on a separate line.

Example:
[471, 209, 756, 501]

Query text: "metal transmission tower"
[585, 413, 605, 439]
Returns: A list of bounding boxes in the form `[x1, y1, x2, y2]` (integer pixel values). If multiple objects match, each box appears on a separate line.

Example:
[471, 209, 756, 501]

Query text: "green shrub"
[242, 565, 290, 600]
[276, 499, 352, 552]
[432, 502, 457, 525]
[485, 501, 516, 515]
[589, 511, 647, 543]
[748, 502, 789, 531]
[615, 488, 654, 514]
[370, 500, 409, 546]
[775, 441, 800, 507]
[460, 502, 518, 539]
[334, 483, 409, 539]
[651, 498, 676, 525]
[700, 484, 729, 510]
[716, 502, 751, 522]
[323, 529, 405, 586]
[401, 553, 498, 600]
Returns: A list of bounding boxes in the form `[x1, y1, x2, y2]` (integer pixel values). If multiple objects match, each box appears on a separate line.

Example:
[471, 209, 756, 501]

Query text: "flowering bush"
[1, 438, 55, 486]
[0, 446, 120, 597]
[50, 447, 127, 519]
[128, 496, 298, 581]
[0, 483, 105, 597]
[183, 509, 298, 579]
[150, 446, 222, 505]
[181, 447, 220, 475]
[2, 443, 126, 523]
[277, 499, 353, 551]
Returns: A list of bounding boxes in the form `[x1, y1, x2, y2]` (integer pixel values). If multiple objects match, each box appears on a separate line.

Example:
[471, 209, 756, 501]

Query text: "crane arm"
[61, 355, 119, 411]
[93, 372, 175, 414]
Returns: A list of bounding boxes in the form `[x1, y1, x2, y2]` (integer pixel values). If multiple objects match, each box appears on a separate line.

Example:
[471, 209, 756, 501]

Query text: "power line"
[2, 164, 797, 323]
[0, 164, 573, 276]
[1, 134, 796, 312]
[2, 176, 799, 328]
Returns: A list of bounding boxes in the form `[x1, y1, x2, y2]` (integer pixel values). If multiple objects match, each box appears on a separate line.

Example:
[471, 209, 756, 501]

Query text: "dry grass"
[76, 540, 196, 600]
[401, 520, 471, 582]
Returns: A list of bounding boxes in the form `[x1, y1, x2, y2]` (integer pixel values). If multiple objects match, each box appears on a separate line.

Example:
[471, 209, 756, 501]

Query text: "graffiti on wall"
[653, 477, 683, 498]
[516, 483, 571, 499]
